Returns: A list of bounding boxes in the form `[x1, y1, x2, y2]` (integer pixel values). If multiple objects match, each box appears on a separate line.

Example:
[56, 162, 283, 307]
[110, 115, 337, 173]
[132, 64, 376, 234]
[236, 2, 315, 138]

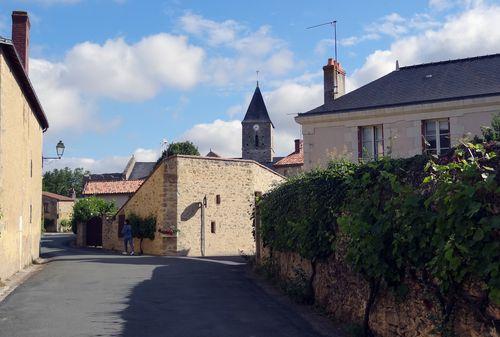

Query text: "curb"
[0, 263, 43, 304]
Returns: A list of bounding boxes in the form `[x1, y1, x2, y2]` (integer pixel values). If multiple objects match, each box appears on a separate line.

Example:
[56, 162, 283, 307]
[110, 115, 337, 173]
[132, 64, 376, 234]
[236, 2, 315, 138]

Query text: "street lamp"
[43, 140, 65, 161]
[55, 140, 65, 159]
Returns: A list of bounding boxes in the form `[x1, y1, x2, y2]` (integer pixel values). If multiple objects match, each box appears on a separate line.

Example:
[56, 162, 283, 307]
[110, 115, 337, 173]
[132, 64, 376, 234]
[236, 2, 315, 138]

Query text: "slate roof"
[82, 180, 143, 195]
[301, 53, 500, 116]
[128, 162, 156, 180]
[0, 37, 48, 130]
[206, 150, 221, 158]
[243, 86, 274, 126]
[42, 191, 75, 202]
[85, 173, 124, 181]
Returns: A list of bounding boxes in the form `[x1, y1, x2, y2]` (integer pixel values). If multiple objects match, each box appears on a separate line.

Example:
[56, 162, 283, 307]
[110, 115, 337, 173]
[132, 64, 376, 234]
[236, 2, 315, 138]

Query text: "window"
[422, 119, 450, 155]
[255, 134, 259, 147]
[358, 125, 384, 160]
[216, 195, 221, 205]
[43, 202, 49, 213]
[211, 221, 216, 234]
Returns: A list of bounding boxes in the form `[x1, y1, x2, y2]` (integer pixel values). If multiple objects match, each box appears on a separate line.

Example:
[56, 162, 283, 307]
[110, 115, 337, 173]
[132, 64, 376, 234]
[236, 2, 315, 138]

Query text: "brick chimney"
[11, 11, 30, 73]
[323, 58, 345, 106]
[294, 139, 303, 153]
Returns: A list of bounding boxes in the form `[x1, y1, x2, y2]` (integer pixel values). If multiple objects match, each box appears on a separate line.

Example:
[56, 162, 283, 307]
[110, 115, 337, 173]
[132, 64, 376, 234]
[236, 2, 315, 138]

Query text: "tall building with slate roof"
[241, 85, 275, 163]
[296, 54, 500, 171]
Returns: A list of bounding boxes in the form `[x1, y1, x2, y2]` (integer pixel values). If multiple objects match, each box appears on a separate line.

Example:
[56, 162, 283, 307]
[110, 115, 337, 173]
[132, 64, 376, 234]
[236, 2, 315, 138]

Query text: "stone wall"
[103, 155, 283, 257]
[104, 164, 167, 255]
[0, 51, 43, 281]
[176, 156, 282, 257]
[261, 246, 499, 337]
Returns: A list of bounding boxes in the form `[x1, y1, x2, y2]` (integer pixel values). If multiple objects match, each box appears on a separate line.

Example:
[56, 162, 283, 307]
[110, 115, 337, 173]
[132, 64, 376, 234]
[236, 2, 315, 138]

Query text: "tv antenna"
[307, 20, 338, 62]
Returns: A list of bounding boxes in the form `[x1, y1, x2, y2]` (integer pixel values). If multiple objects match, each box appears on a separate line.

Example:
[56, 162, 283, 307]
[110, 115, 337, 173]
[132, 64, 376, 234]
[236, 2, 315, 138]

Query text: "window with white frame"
[422, 119, 450, 155]
[359, 125, 384, 160]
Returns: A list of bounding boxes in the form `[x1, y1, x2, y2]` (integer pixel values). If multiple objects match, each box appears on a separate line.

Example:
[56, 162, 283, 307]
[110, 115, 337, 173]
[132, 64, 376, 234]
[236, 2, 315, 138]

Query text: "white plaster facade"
[296, 96, 500, 171]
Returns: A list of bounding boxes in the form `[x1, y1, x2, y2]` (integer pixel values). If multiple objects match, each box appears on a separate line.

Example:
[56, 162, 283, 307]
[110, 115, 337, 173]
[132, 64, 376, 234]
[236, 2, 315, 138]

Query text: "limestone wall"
[297, 96, 500, 170]
[176, 156, 283, 256]
[103, 164, 166, 255]
[0, 51, 43, 281]
[262, 246, 499, 337]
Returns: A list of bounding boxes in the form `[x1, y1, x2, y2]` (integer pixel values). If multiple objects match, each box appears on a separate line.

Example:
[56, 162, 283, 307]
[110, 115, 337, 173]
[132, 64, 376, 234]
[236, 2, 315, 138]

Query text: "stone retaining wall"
[261, 247, 499, 337]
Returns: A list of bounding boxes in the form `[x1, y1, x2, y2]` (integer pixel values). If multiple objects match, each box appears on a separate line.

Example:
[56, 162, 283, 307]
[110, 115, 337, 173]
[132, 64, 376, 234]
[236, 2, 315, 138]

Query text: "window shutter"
[357, 127, 362, 160]
[118, 214, 125, 238]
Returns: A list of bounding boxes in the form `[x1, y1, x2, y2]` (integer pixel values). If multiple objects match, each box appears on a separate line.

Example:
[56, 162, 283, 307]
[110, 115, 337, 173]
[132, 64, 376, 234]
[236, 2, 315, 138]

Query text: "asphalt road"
[0, 234, 330, 337]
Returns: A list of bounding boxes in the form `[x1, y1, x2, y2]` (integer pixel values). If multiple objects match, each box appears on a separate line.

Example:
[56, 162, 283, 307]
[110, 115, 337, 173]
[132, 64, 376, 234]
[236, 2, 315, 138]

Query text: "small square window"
[211, 221, 216, 234]
[216, 195, 221, 205]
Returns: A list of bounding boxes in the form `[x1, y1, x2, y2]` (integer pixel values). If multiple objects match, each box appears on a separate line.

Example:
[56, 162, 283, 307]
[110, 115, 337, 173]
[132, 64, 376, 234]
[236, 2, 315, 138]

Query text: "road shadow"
[118, 259, 324, 337]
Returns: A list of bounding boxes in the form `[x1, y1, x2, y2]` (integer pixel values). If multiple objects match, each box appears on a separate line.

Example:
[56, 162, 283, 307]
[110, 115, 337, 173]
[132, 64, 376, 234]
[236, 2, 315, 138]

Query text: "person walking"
[121, 219, 135, 256]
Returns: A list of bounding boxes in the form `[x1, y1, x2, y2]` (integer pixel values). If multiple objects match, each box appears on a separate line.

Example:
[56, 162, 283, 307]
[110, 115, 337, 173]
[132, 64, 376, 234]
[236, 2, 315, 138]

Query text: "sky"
[1, 0, 500, 173]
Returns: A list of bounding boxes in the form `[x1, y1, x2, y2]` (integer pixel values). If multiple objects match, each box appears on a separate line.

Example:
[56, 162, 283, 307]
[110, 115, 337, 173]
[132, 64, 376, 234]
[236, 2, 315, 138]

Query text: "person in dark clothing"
[121, 219, 134, 256]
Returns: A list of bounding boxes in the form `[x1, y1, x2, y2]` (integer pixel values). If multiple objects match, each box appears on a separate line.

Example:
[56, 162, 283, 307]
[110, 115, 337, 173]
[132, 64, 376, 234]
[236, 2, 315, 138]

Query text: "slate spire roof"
[301, 53, 500, 116]
[243, 85, 274, 126]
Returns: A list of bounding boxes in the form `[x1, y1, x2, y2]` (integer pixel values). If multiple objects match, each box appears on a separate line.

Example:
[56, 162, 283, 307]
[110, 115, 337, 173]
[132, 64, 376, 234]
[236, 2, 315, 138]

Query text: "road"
[0, 234, 332, 337]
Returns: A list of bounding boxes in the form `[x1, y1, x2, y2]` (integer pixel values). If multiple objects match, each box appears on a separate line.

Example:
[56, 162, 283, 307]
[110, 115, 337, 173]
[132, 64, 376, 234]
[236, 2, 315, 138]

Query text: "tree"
[71, 197, 116, 234]
[128, 213, 156, 255]
[156, 141, 200, 164]
[43, 167, 89, 197]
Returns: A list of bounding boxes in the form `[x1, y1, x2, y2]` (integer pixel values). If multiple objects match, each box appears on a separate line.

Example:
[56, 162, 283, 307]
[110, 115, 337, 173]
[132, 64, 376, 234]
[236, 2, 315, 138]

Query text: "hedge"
[259, 141, 500, 336]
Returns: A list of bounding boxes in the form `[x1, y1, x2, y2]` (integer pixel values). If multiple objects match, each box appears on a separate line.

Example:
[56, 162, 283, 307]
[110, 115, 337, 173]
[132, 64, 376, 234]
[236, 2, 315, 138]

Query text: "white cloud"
[179, 13, 241, 46]
[179, 14, 295, 87]
[30, 33, 205, 133]
[349, 3, 500, 88]
[326, 11, 440, 51]
[30, 58, 96, 132]
[180, 82, 323, 157]
[181, 120, 242, 158]
[63, 34, 205, 101]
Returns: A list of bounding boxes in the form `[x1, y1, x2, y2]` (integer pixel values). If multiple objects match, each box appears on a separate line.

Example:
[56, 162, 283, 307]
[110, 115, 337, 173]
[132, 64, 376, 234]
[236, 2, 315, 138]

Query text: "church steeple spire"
[242, 85, 274, 127]
[242, 84, 274, 163]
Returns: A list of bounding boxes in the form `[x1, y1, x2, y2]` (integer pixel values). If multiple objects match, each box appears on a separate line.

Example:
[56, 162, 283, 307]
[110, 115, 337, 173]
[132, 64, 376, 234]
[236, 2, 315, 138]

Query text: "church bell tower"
[241, 84, 274, 163]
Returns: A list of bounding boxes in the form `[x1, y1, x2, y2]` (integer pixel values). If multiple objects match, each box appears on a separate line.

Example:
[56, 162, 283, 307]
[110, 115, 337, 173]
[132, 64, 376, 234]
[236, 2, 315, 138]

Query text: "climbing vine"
[259, 137, 499, 336]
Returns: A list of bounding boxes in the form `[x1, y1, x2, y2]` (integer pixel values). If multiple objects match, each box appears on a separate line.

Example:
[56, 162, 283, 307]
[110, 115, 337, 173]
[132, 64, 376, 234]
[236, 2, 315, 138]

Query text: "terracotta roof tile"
[273, 152, 304, 167]
[42, 191, 75, 202]
[82, 180, 143, 195]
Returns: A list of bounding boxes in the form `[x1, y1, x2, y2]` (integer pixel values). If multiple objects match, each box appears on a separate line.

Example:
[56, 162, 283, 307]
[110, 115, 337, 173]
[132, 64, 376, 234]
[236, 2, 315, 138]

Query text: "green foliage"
[424, 142, 500, 305]
[260, 159, 355, 261]
[71, 197, 116, 233]
[43, 167, 89, 197]
[127, 213, 157, 254]
[156, 141, 200, 164]
[481, 113, 500, 142]
[60, 219, 71, 231]
[259, 133, 500, 334]
[128, 213, 156, 240]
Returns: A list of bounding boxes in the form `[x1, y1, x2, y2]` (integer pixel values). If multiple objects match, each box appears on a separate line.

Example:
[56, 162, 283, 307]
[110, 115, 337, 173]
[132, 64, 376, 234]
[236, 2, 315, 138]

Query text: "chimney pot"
[11, 11, 30, 73]
[323, 58, 346, 106]
[294, 139, 303, 153]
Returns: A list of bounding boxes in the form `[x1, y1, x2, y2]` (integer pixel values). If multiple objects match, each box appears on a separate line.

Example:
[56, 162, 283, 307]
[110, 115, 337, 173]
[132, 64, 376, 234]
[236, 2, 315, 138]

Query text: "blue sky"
[1, 0, 499, 172]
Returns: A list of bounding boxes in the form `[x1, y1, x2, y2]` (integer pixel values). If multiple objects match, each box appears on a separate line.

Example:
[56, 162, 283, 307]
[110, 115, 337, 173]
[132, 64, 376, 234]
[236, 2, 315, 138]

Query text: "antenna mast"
[307, 20, 339, 95]
[307, 20, 337, 62]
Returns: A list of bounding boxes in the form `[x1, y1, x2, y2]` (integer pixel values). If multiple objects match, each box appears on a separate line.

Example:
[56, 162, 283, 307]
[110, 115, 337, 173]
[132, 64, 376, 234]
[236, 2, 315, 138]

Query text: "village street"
[0, 234, 332, 337]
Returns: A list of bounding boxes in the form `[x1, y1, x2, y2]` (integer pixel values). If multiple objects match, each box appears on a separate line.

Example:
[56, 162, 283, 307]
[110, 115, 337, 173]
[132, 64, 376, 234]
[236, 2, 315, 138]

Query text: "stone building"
[273, 139, 304, 177]
[103, 155, 283, 256]
[42, 192, 75, 232]
[0, 12, 49, 281]
[296, 55, 500, 170]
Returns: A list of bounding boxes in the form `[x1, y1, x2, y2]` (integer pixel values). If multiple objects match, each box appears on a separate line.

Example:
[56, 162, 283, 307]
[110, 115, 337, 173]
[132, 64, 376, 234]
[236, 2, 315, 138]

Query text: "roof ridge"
[400, 53, 500, 70]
